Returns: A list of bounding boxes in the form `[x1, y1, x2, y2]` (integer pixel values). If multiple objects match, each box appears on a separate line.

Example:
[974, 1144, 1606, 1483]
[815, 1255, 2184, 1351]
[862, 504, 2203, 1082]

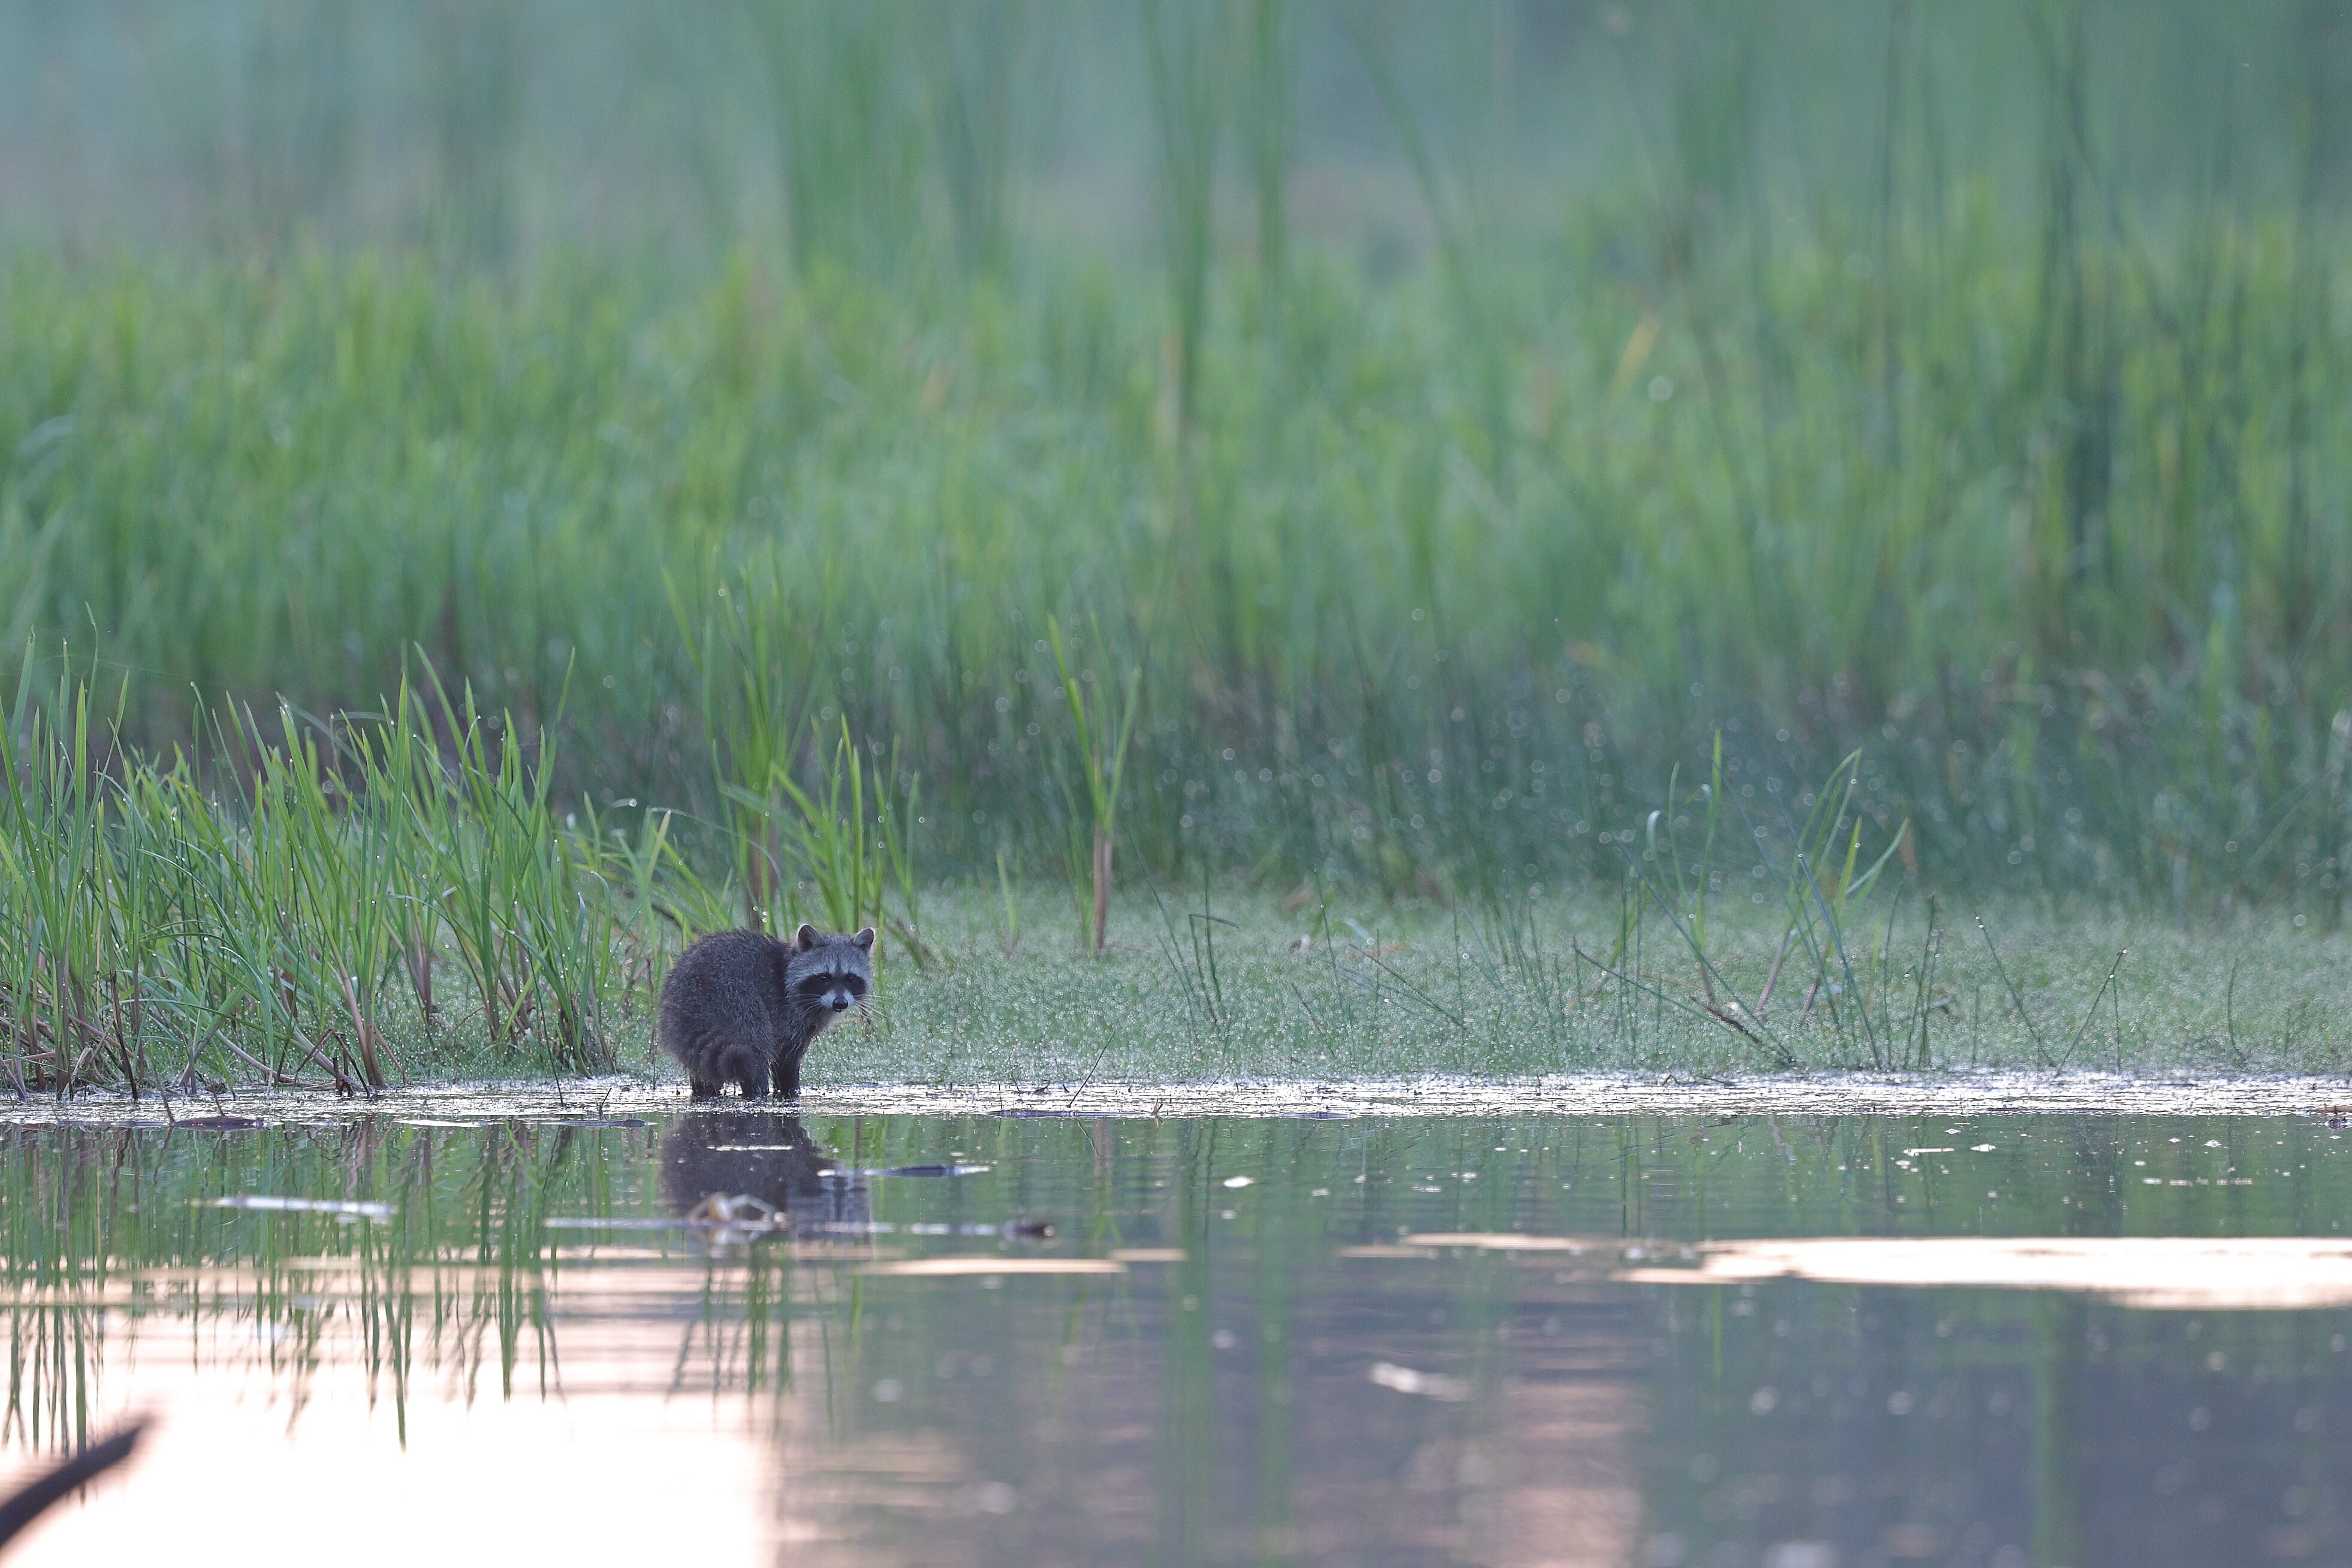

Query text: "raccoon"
[657, 924, 874, 1099]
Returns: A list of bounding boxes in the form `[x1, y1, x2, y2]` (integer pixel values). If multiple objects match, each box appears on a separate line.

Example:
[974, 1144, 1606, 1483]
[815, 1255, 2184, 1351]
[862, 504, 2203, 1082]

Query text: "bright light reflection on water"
[3, 1107, 2350, 1565]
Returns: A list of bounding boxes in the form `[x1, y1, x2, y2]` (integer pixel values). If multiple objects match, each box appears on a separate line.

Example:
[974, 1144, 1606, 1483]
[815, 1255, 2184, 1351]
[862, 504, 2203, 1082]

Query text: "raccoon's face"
[787, 924, 876, 1015]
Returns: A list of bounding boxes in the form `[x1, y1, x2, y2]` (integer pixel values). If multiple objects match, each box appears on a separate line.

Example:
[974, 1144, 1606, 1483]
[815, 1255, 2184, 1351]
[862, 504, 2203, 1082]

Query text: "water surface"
[4, 1105, 2350, 1566]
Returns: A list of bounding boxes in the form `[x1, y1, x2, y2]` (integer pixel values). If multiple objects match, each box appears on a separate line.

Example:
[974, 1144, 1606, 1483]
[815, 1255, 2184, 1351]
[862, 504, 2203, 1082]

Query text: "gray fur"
[657, 924, 874, 1099]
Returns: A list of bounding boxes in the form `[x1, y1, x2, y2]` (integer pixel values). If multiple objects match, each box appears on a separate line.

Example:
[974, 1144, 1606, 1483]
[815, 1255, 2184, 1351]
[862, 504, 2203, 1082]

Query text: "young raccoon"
[658, 924, 874, 1099]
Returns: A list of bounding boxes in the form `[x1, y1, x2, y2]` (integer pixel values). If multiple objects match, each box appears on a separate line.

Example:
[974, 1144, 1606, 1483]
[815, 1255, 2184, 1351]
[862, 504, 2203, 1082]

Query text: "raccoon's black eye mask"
[799, 972, 867, 998]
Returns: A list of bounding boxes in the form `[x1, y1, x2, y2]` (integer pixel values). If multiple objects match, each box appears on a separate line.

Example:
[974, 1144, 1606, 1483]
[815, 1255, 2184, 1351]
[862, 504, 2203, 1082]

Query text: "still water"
[3, 1105, 2350, 1566]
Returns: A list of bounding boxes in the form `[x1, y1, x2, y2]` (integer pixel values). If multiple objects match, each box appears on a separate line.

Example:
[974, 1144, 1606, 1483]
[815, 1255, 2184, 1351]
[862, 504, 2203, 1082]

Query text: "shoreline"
[3, 1069, 2345, 1126]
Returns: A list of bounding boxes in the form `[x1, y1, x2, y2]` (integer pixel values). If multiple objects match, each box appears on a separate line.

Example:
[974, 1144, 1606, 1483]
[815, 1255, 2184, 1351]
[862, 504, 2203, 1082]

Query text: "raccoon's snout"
[827, 993, 853, 1012]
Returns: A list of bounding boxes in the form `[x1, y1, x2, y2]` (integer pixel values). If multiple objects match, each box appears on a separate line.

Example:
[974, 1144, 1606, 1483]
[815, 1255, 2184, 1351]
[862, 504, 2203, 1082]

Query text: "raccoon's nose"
[828, 994, 851, 1012]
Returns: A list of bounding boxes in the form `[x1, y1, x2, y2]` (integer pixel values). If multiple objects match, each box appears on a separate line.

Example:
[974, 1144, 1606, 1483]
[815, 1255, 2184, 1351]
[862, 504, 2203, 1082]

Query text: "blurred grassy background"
[4, 1, 2347, 907]
[3, 1, 2352, 1091]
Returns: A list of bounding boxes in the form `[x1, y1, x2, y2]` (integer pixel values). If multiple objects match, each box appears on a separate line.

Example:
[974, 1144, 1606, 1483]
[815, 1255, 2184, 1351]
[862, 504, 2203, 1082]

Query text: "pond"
[2, 1100, 2349, 1565]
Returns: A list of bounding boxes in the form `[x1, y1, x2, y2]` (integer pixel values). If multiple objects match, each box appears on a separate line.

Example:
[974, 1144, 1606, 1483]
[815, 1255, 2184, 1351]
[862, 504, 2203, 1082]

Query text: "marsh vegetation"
[2, 2, 2349, 1087]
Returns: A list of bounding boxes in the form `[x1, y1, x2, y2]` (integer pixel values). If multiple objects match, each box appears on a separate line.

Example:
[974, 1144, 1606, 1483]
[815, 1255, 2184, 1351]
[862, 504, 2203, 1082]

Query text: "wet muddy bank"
[5, 1068, 2345, 1128]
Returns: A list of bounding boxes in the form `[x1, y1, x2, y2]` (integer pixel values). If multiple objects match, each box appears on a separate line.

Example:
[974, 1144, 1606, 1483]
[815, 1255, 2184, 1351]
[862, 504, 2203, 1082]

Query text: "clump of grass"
[765, 719, 927, 958]
[0, 666, 679, 1094]
[400, 668, 619, 1074]
[676, 556, 828, 933]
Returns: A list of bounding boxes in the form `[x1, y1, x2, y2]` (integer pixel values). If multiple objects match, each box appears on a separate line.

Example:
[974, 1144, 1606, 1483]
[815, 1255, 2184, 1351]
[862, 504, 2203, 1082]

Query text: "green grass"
[2, 5, 2348, 1086]
[12, 670, 2350, 1095]
[810, 886, 2352, 1086]
[2, 223, 2347, 915]
[2, 208, 2350, 1090]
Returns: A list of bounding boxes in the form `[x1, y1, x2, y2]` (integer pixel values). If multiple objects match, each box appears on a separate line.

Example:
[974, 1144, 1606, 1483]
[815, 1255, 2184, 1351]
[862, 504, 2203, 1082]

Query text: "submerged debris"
[0, 1418, 146, 1546]
[544, 1192, 793, 1238]
[1367, 1362, 1469, 1401]
[678, 1192, 786, 1234]
[861, 1257, 1126, 1277]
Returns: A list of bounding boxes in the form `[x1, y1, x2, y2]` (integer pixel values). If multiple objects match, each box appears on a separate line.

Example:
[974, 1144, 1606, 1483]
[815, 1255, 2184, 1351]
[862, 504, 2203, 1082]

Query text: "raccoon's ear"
[852, 927, 876, 952]
[794, 924, 821, 952]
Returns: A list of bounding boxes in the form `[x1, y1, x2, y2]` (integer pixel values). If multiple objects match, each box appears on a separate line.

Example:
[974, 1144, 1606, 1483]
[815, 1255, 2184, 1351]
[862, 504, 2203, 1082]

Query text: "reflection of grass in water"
[6, 1106, 2352, 1563]
[0, 1120, 625, 1451]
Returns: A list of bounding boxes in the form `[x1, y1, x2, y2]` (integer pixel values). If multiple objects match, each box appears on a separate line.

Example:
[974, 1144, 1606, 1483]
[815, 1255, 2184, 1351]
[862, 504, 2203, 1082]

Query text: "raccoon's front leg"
[771, 1047, 806, 1100]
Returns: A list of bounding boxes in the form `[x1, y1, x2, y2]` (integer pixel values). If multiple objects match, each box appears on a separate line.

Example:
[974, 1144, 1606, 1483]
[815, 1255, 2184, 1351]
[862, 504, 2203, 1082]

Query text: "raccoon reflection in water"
[659, 1109, 869, 1232]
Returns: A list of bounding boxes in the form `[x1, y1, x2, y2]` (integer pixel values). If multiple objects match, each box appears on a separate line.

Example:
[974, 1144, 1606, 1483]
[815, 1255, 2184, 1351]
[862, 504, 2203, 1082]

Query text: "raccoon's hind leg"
[720, 1042, 770, 1099]
[673, 1032, 724, 1099]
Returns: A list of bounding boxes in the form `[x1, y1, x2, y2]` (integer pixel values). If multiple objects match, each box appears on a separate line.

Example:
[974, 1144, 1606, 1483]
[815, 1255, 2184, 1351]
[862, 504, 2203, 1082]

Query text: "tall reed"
[1142, 0, 1224, 451]
[748, 0, 927, 278]
[1241, 0, 1293, 290]
[421, 0, 525, 266]
[1047, 618, 1143, 956]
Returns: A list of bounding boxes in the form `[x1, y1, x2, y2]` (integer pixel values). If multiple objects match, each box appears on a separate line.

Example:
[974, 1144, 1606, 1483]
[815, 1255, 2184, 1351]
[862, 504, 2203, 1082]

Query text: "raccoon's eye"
[840, 974, 867, 997]
[798, 974, 833, 996]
